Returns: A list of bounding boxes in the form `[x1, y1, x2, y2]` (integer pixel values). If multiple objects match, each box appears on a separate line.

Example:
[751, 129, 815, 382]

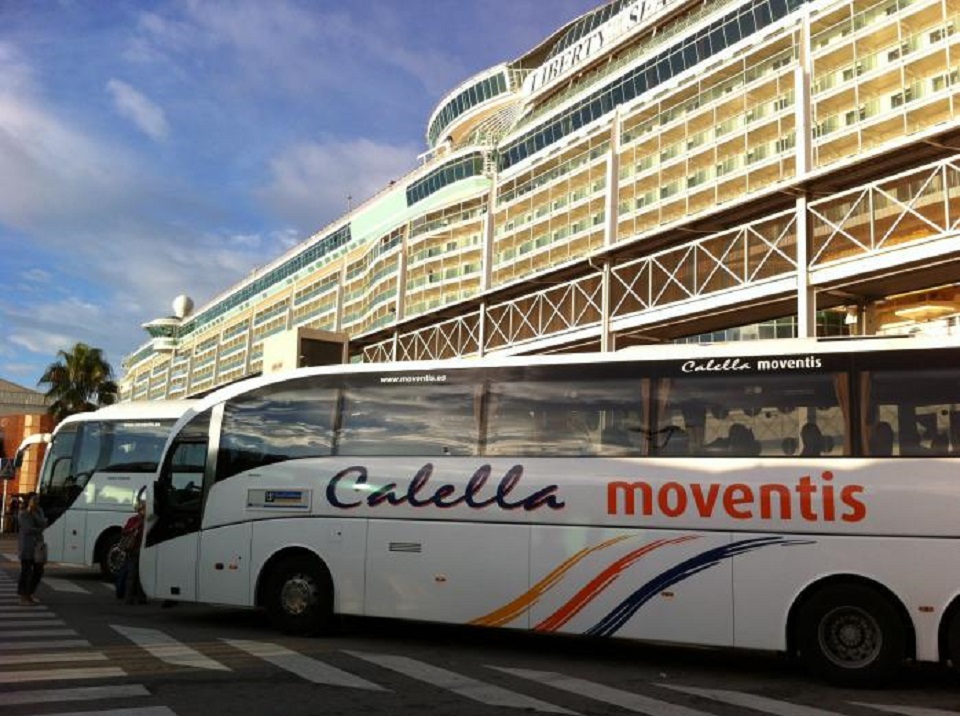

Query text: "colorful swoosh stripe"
[584, 536, 811, 637]
[470, 534, 698, 628]
[469, 534, 634, 627]
[534, 534, 699, 632]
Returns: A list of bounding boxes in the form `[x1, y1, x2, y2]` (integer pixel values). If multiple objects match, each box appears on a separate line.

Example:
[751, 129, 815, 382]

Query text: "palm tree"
[38, 342, 119, 421]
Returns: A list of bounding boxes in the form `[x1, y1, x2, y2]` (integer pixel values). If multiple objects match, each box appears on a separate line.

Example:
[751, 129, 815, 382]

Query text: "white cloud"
[0, 42, 35, 95]
[0, 61, 146, 235]
[127, 1, 466, 103]
[6, 297, 107, 362]
[22, 269, 52, 284]
[10, 329, 76, 357]
[106, 79, 170, 141]
[258, 138, 419, 231]
[228, 233, 262, 249]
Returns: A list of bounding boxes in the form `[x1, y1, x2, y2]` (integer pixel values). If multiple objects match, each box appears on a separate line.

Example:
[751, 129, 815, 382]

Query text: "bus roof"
[54, 399, 198, 430]
[179, 333, 960, 420]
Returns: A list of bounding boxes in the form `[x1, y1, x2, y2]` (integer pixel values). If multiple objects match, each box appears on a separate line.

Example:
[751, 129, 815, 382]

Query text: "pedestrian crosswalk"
[2, 568, 960, 716]
[0, 569, 158, 716]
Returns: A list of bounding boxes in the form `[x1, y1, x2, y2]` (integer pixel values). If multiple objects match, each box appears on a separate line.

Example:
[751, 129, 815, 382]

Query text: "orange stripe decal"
[469, 535, 632, 626]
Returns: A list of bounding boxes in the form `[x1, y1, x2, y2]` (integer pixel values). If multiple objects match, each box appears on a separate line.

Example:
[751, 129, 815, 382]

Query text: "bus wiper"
[100, 462, 160, 473]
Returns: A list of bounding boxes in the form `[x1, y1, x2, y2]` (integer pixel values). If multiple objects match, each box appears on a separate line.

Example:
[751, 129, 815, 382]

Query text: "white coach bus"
[20, 400, 195, 577]
[142, 336, 960, 685]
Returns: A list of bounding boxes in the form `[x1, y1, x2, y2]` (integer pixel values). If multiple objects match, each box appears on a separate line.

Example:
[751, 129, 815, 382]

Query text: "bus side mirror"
[14, 433, 51, 468]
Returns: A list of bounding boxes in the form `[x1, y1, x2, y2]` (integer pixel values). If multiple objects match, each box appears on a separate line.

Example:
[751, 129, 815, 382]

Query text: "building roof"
[0, 379, 49, 416]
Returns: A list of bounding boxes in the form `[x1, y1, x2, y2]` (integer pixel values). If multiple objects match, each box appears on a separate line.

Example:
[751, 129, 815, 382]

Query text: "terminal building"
[120, 0, 960, 401]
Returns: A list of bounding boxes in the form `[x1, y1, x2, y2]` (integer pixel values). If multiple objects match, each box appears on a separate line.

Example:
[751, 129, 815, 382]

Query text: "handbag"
[34, 539, 48, 565]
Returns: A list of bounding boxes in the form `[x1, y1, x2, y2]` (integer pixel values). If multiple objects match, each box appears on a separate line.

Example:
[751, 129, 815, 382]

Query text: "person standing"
[120, 501, 147, 604]
[17, 493, 47, 605]
[10, 496, 20, 533]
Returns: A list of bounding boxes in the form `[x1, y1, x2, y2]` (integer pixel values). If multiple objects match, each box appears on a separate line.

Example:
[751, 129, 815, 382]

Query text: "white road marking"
[660, 684, 849, 716]
[225, 639, 385, 691]
[0, 619, 66, 627]
[0, 628, 78, 638]
[851, 705, 960, 716]
[0, 650, 108, 665]
[345, 650, 576, 714]
[111, 624, 230, 671]
[0, 666, 126, 683]
[494, 667, 713, 716]
[25, 708, 177, 716]
[0, 684, 149, 706]
[0, 611, 56, 618]
[0, 639, 90, 651]
[43, 578, 91, 593]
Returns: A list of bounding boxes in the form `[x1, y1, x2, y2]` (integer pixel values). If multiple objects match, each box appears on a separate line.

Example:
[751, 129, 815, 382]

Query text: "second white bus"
[143, 336, 960, 685]
[23, 400, 195, 577]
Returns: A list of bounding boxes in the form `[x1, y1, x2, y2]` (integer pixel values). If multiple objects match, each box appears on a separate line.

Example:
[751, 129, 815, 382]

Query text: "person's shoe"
[18, 595, 33, 606]
[28, 595, 41, 604]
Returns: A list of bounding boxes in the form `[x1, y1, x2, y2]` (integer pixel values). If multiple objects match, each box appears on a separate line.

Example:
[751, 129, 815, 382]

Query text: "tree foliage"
[38, 342, 119, 421]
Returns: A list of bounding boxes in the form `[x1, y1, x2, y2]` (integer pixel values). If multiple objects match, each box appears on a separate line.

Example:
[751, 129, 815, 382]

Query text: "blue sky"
[0, 0, 601, 390]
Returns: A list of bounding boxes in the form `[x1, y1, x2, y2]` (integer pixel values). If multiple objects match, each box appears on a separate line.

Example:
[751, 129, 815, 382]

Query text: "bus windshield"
[40, 419, 176, 521]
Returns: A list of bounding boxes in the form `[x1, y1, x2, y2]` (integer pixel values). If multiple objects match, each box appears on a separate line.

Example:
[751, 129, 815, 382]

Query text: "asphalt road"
[1, 550, 959, 716]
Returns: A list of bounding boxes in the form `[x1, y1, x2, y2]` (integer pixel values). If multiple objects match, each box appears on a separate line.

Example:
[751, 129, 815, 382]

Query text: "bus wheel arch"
[787, 576, 913, 686]
[95, 528, 124, 580]
[257, 548, 334, 636]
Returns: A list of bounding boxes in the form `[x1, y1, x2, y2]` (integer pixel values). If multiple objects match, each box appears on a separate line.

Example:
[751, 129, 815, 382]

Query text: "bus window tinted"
[338, 381, 479, 456]
[101, 421, 175, 472]
[656, 373, 849, 457]
[38, 425, 79, 520]
[218, 380, 338, 480]
[864, 368, 960, 456]
[485, 378, 645, 457]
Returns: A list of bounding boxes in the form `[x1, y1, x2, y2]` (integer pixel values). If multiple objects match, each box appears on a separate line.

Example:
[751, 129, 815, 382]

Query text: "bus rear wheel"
[945, 610, 960, 672]
[265, 556, 333, 636]
[797, 583, 905, 687]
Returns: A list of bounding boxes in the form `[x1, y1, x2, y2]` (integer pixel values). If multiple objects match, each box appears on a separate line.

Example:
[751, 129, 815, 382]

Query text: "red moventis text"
[607, 471, 866, 522]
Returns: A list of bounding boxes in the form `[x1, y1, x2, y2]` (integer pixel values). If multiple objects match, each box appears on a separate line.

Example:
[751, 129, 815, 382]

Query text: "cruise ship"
[121, 0, 960, 400]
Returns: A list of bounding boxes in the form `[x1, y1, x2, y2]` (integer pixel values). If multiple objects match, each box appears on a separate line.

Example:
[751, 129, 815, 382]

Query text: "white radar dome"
[172, 294, 194, 319]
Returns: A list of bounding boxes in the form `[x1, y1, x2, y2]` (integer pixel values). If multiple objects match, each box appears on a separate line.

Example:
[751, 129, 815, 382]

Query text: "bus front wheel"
[796, 583, 905, 686]
[265, 555, 333, 636]
[99, 532, 125, 580]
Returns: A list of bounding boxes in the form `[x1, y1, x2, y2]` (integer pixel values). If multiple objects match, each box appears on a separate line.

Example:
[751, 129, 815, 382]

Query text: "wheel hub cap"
[819, 606, 882, 668]
[280, 575, 316, 616]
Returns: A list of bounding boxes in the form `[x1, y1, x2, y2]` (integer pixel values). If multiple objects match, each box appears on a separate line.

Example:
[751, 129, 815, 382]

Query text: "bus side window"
[864, 368, 960, 457]
[868, 421, 894, 456]
[485, 402, 536, 456]
[600, 411, 644, 456]
[218, 379, 337, 479]
[170, 442, 207, 492]
[657, 373, 848, 458]
[338, 381, 479, 457]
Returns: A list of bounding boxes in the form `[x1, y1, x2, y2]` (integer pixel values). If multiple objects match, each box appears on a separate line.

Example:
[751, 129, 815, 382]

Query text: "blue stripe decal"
[585, 536, 812, 637]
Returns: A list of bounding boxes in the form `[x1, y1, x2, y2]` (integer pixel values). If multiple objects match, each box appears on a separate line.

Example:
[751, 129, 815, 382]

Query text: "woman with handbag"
[17, 493, 48, 605]
[120, 501, 147, 604]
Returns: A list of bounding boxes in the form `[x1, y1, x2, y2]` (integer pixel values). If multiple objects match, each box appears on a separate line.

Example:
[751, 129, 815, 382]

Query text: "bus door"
[61, 420, 104, 563]
[36, 423, 82, 562]
[143, 409, 211, 602]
